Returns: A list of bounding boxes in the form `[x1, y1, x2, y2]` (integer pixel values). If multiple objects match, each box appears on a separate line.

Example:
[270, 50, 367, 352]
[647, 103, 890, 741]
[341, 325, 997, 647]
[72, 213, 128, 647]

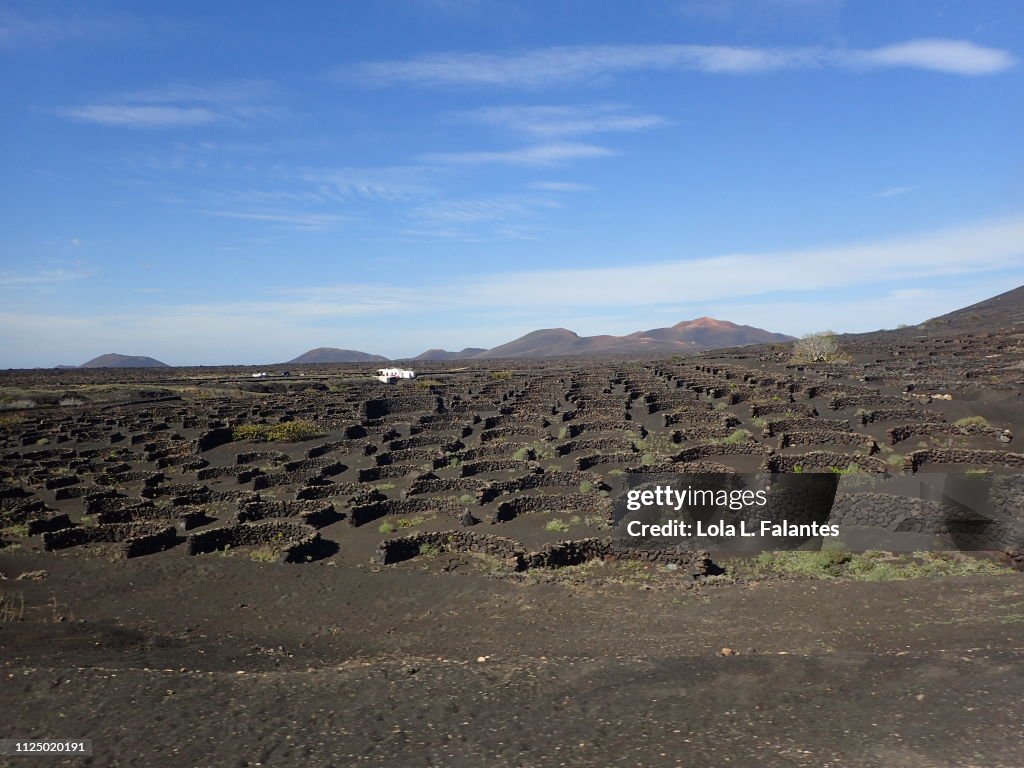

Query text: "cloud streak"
[452, 213, 1024, 309]
[202, 209, 347, 231]
[299, 165, 437, 202]
[840, 39, 1016, 76]
[341, 39, 1015, 88]
[59, 80, 282, 129]
[0, 8, 135, 50]
[266, 212, 1024, 313]
[459, 103, 668, 137]
[873, 185, 918, 199]
[527, 181, 595, 192]
[60, 105, 221, 128]
[420, 142, 614, 166]
[0, 268, 93, 288]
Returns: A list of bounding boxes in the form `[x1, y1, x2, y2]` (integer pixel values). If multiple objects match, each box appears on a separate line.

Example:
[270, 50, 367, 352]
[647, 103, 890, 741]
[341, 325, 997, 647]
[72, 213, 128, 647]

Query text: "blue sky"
[1, 0, 1022, 366]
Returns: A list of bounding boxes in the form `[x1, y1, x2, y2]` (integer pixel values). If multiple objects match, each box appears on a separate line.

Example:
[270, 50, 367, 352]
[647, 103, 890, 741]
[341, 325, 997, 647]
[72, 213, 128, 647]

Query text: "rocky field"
[2, 298, 1023, 767]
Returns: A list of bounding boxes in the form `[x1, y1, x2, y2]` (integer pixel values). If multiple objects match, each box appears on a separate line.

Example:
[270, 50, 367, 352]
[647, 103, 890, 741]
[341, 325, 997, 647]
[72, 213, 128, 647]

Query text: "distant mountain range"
[286, 317, 795, 364]
[78, 353, 170, 368]
[56, 287, 1024, 369]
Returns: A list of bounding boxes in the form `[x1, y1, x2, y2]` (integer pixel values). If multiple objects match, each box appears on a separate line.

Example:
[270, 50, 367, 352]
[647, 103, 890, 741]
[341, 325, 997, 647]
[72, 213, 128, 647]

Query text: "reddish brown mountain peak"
[674, 317, 736, 329]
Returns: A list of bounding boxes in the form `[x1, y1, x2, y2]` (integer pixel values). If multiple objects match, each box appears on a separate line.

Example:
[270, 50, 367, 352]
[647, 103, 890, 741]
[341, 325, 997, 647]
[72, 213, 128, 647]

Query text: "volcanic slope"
[474, 317, 794, 359]
[287, 348, 389, 364]
[79, 353, 170, 368]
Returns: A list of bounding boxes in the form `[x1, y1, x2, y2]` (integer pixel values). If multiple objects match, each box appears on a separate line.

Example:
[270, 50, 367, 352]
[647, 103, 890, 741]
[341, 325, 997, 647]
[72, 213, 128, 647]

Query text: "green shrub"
[266, 420, 322, 441]
[545, 519, 570, 533]
[232, 420, 323, 443]
[846, 551, 1010, 581]
[249, 547, 279, 563]
[953, 416, 989, 428]
[232, 423, 271, 441]
[754, 549, 851, 578]
[633, 434, 677, 457]
[829, 463, 862, 475]
[789, 331, 851, 364]
[530, 441, 554, 460]
[720, 428, 751, 445]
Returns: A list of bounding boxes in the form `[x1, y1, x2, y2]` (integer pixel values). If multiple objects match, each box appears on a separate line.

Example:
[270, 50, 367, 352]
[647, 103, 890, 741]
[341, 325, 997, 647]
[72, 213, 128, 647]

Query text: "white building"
[376, 367, 415, 383]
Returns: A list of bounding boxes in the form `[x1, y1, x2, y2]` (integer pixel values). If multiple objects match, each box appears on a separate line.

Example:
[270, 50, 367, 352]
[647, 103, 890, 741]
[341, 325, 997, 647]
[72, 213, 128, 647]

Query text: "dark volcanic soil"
[2, 294, 1023, 766]
[3, 550, 1023, 768]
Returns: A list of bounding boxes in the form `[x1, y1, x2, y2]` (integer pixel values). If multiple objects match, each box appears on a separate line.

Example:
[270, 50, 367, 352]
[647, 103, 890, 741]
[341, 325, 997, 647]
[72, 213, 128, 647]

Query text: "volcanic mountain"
[287, 348, 389, 365]
[840, 284, 1024, 346]
[79, 353, 170, 368]
[472, 318, 794, 359]
[917, 284, 1024, 334]
[412, 348, 488, 361]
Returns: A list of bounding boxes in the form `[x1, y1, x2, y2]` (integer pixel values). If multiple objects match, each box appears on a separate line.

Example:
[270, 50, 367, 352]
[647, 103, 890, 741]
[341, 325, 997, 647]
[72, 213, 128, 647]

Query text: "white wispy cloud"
[340, 39, 1015, 88]
[0, 268, 92, 288]
[839, 39, 1015, 76]
[459, 103, 668, 137]
[873, 185, 918, 198]
[231, 212, 1024, 313]
[452, 213, 1024, 309]
[59, 80, 282, 129]
[0, 8, 135, 49]
[202, 210, 347, 231]
[299, 165, 437, 201]
[344, 44, 815, 87]
[527, 181, 595, 192]
[61, 105, 221, 128]
[421, 142, 614, 166]
[412, 194, 557, 225]
[396, 192, 558, 242]
[412, 198, 529, 225]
